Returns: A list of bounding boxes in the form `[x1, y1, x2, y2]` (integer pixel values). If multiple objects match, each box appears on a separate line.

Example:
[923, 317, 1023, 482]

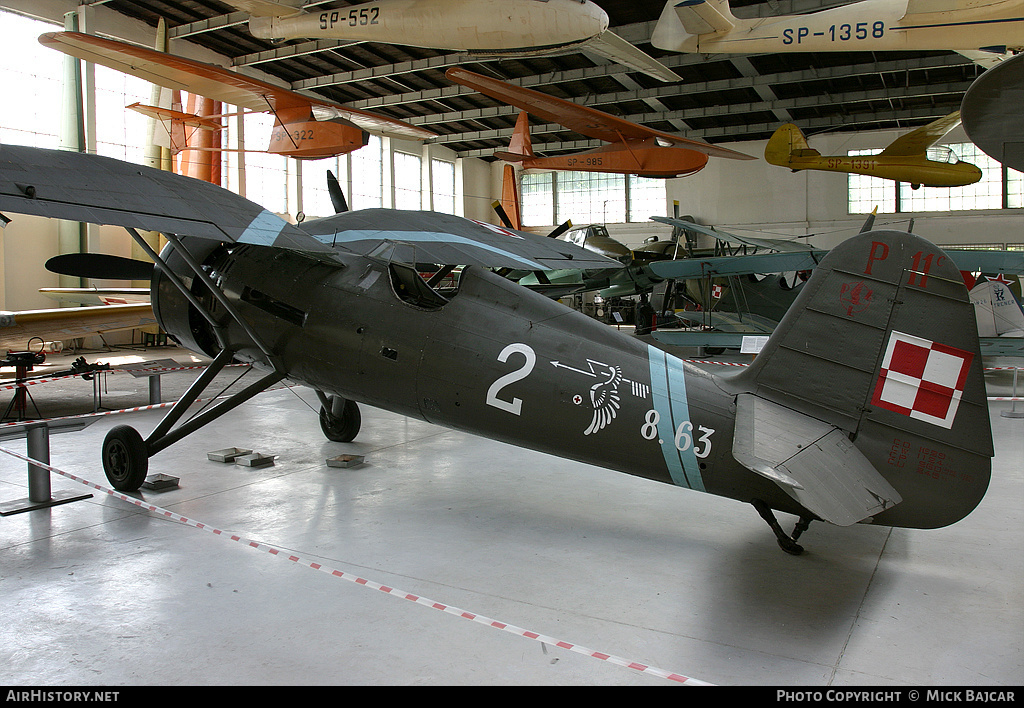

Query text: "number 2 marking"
[486, 343, 536, 416]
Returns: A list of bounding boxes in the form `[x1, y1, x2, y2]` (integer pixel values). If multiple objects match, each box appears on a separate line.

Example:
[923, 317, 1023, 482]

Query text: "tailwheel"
[752, 499, 808, 556]
[319, 396, 361, 442]
[102, 425, 149, 491]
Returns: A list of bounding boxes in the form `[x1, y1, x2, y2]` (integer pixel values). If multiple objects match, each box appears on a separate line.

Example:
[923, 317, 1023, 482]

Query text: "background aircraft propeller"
[45, 253, 154, 281]
[327, 169, 349, 214]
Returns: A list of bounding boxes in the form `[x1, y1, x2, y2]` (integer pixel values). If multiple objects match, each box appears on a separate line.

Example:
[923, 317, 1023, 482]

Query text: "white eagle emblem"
[584, 365, 622, 435]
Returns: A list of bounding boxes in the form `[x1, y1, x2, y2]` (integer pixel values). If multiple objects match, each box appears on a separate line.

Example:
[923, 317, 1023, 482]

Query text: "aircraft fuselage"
[157, 242, 802, 519]
[248, 0, 609, 52]
[654, 0, 1024, 54]
[785, 154, 984, 187]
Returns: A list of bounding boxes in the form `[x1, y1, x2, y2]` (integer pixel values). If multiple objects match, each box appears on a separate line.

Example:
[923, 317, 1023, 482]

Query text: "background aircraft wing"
[301, 209, 624, 271]
[648, 250, 827, 279]
[0, 303, 156, 352]
[878, 111, 962, 157]
[582, 31, 680, 83]
[944, 249, 1024, 275]
[650, 216, 815, 252]
[446, 68, 753, 160]
[38, 32, 436, 142]
[0, 144, 335, 256]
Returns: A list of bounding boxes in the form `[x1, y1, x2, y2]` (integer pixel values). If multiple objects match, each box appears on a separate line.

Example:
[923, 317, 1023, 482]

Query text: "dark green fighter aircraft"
[0, 144, 992, 554]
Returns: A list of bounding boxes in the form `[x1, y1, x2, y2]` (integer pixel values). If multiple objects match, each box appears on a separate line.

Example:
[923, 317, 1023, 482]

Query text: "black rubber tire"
[102, 425, 149, 491]
[319, 398, 361, 442]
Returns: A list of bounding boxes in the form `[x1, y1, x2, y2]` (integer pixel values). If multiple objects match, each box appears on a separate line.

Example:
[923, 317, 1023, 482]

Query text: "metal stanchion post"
[1001, 367, 1024, 419]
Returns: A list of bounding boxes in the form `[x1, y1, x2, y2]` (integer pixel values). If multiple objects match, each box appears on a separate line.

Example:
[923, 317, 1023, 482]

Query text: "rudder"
[764, 123, 820, 168]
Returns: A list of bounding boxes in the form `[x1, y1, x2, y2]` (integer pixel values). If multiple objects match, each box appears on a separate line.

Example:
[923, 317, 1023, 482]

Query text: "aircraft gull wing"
[0, 144, 334, 256]
[581, 31, 680, 83]
[302, 209, 623, 271]
[38, 32, 435, 142]
[649, 250, 827, 280]
[733, 393, 903, 526]
[650, 216, 815, 252]
[446, 68, 754, 161]
[878, 111, 962, 157]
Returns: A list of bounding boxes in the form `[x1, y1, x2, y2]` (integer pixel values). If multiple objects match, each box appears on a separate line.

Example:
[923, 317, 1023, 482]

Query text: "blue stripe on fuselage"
[647, 346, 705, 492]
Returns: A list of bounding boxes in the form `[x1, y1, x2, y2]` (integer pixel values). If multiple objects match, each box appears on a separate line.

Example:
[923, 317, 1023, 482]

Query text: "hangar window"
[848, 145, 1023, 214]
[352, 134, 384, 209]
[521, 171, 666, 226]
[394, 151, 422, 210]
[431, 159, 456, 214]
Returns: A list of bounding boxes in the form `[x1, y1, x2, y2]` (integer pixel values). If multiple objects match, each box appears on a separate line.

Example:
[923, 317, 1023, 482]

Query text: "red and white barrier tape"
[0, 445, 712, 686]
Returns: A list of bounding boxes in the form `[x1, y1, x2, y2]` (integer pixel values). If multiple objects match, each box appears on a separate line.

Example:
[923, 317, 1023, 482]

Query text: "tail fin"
[728, 230, 992, 529]
[764, 123, 820, 167]
[493, 111, 534, 163]
[499, 164, 523, 230]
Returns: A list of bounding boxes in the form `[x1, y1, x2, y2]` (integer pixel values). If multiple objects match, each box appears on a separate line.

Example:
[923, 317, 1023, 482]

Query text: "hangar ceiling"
[91, 0, 986, 159]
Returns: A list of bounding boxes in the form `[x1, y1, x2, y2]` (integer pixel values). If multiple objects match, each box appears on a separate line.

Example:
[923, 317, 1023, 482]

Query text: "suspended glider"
[763, 114, 983, 189]
[228, 0, 679, 83]
[446, 67, 754, 178]
[38, 31, 436, 160]
[652, 0, 1024, 67]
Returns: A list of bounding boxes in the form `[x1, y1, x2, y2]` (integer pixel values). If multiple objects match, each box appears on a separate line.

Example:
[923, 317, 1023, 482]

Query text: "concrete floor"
[0, 345, 1021, 686]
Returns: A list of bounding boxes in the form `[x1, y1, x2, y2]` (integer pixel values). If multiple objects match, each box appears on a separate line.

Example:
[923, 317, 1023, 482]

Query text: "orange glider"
[39, 32, 436, 160]
[446, 67, 753, 177]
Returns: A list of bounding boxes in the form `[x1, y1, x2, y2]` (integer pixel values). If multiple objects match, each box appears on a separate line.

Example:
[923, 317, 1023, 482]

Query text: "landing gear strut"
[99, 347, 287, 491]
[752, 499, 814, 555]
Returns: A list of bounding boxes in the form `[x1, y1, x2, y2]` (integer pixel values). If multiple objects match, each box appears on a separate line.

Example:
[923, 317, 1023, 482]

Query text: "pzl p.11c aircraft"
[764, 113, 983, 189]
[0, 144, 992, 554]
[652, 0, 1024, 64]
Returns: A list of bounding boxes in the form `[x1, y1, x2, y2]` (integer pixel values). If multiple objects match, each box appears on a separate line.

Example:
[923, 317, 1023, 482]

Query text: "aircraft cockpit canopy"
[926, 145, 961, 164]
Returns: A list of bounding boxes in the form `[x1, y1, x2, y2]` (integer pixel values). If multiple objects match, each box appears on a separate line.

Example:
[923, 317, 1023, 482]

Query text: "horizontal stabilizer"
[493, 151, 530, 163]
[733, 394, 902, 526]
[673, 0, 736, 35]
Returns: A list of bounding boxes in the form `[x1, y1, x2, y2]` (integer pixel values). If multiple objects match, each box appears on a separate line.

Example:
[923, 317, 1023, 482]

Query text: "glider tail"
[493, 111, 534, 163]
[764, 123, 820, 167]
[726, 230, 992, 530]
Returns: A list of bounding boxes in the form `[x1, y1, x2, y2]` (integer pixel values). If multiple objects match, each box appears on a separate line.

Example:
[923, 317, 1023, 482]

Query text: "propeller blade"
[327, 170, 349, 214]
[859, 207, 878, 233]
[46, 253, 154, 281]
[546, 220, 572, 239]
[492, 200, 514, 229]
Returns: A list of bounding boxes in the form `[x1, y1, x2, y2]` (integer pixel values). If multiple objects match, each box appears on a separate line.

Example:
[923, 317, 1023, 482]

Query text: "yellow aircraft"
[764, 112, 983, 189]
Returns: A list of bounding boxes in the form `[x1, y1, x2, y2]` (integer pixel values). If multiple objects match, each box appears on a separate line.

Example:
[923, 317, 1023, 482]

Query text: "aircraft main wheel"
[102, 425, 149, 491]
[319, 398, 361, 442]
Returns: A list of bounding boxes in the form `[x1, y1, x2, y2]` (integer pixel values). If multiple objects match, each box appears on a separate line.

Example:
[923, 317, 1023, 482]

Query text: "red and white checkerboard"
[871, 331, 974, 429]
